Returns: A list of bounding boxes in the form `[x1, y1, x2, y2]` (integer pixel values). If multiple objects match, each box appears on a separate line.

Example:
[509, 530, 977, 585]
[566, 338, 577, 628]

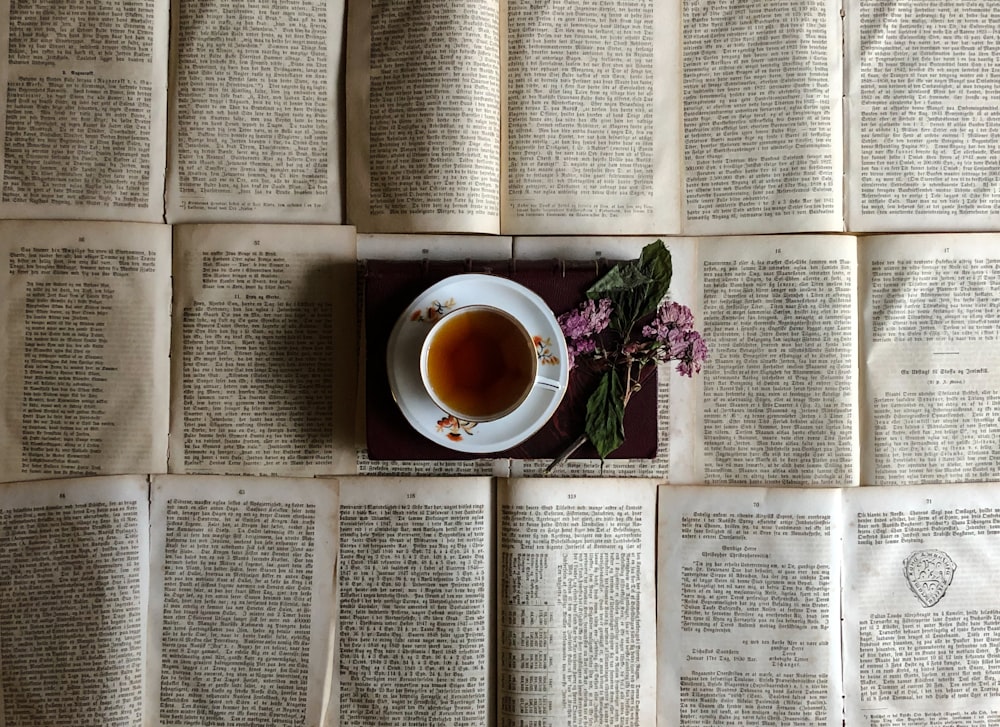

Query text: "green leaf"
[585, 240, 673, 335]
[584, 369, 626, 459]
[638, 239, 673, 313]
[586, 260, 652, 298]
[587, 261, 648, 332]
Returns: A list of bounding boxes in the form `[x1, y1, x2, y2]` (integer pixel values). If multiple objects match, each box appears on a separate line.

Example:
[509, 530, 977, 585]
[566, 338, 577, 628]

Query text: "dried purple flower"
[642, 301, 695, 341]
[558, 298, 612, 369]
[558, 298, 612, 340]
[671, 329, 708, 377]
[565, 337, 597, 369]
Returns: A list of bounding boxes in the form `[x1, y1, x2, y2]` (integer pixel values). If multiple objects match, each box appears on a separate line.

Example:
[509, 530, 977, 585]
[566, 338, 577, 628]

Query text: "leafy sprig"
[546, 240, 706, 472]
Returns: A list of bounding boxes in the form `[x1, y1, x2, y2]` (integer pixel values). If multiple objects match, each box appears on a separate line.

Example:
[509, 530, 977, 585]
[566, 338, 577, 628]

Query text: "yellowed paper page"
[500, 477, 658, 726]
[0, 475, 151, 723]
[845, 0, 1000, 232]
[682, 0, 843, 235]
[346, 0, 501, 234]
[147, 474, 338, 727]
[500, 0, 681, 235]
[0, 0, 167, 221]
[169, 224, 357, 476]
[696, 235, 860, 485]
[658, 484, 844, 726]
[860, 233, 1000, 484]
[0, 221, 171, 482]
[338, 476, 493, 725]
[844, 483, 1000, 723]
[165, 0, 345, 224]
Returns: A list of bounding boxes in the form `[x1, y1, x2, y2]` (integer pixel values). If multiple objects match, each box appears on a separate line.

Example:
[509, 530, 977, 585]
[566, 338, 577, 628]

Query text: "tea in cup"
[420, 305, 544, 422]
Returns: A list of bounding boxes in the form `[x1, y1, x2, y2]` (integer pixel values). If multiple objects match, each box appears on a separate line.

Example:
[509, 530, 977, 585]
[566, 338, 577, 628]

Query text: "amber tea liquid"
[425, 308, 535, 420]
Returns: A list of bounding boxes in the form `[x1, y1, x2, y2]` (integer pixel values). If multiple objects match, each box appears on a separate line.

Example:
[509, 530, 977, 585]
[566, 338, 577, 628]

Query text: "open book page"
[169, 224, 357, 476]
[345, 0, 501, 234]
[510, 236, 700, 480]
[165, 0, 344, 224]
[499, 0, 679, 235]
[498, 477, 657, 727]
[843, 482, 1000, 725]
[147, 474, 337, 727]
[860, 234, 1000, 485]
[0, 221, 171, 483]
[681, 0, 843, 235]
[337, 476, 493, 725]
[0, 0, 167, 221]
[697, 235, 860, 485]
[657, 484, 844, 727]
[845, 0, 1000, 232]
[0, 475, 150, 724]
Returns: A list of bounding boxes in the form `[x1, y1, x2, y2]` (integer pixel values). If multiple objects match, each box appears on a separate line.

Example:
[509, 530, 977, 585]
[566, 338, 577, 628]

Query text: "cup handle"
[534, 374, 562, 391]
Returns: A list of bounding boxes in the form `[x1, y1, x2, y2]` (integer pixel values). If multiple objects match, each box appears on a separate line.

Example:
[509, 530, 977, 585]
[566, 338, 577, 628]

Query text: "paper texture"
[0, 475, 151, 724]
[658, 484, 843, 727]
[0, 0, 168, 221]
[843, 483, 1000, 724]
[0, 221, 172, 481]
[338, 475, 494, 725]
[681, 0, 843, 235]
[860, 234, 1000, 485]
[165, 0, 345, 223]
[498, 477, 658, 726]
[169, 224, 358, 476]
[147, 474, 337, 727]
[845, 0, 1000, 231]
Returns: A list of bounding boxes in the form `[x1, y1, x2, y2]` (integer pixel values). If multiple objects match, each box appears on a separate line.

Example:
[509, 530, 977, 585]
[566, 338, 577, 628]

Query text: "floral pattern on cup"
[410, 297, 455, 323]
[534, 335, 559, 366]
[436, 415, 478, 441]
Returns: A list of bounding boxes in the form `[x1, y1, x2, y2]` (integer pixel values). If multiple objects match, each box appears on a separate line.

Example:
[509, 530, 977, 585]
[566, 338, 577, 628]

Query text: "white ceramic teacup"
[419, 304, 562, 422]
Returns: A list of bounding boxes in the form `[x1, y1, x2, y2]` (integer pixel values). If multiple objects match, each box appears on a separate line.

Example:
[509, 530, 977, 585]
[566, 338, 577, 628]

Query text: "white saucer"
[386, 274, 570, 453]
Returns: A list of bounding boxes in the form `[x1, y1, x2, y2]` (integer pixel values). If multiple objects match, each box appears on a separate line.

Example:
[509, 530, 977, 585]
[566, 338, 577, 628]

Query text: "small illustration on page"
[903, 549, 956, 607]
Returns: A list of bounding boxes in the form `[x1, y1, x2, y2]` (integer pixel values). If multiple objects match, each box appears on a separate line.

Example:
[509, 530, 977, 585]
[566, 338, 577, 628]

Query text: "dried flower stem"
[543, 432, 590, 474]
[543, 363, 658, 475]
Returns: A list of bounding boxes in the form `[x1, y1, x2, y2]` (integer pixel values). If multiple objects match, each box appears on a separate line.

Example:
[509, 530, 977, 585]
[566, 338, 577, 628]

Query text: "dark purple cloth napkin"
[363, 258, 657, 461]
